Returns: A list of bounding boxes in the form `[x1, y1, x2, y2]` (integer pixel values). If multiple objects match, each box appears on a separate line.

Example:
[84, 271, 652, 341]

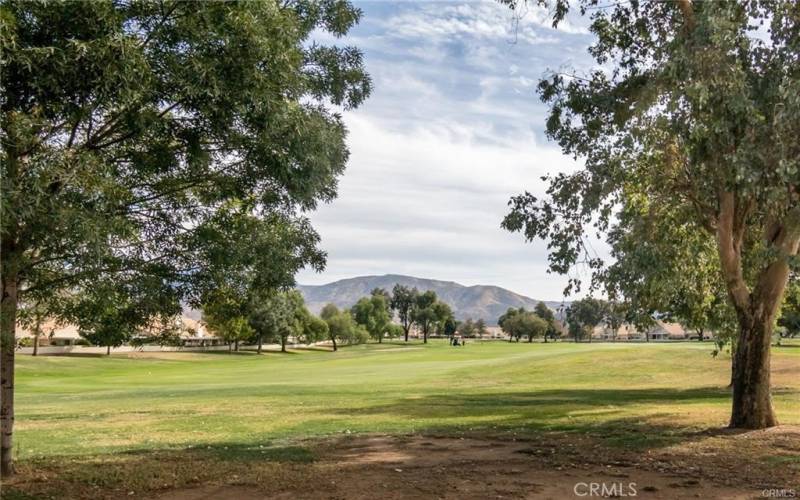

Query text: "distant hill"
[297, 274, 567, 325]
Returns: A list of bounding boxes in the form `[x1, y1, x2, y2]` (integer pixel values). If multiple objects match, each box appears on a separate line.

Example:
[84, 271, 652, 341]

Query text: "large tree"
[351, 292, 392, 343]
[565, 299, 605, 343]
[410, 290, 438, 344]
[0, 0, 370, 475]
[501, 0, 799, 429]
[320, 303, 368, 351]
[533, 301, 556, 342]
[390, 284, 418, 342]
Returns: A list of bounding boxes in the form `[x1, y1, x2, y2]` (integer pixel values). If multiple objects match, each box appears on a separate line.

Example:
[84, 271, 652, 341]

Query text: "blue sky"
[296, 1, 603, 300]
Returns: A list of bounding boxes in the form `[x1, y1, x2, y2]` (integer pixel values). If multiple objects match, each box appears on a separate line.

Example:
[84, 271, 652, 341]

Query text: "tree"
[533, 302, 556, 342]
[459, 318, 477, 338]
[390, 285, 419, 342]
[500, 0, 798, 428]
[321, 303, 368, 351]
[275, 291, 312, 353]
[410, 290, 438, 344]
[432, 301, 455, 338]
[16, 300, 49, 356]
[601, 196, 734, 344]
[294, 307, 328, 346]
[475, 318, 488, 338]
[351, 293, 392, 343]
[70, 275, 182, 354]
[501, 310, 547, 343]
[498, 307, 525, 342]
[0, 0, 370, 473]
[248, 293, 292, 354]
[386, 323, 404, 340]
[778, 277, 800, 338]
[565, 299, 605, 343]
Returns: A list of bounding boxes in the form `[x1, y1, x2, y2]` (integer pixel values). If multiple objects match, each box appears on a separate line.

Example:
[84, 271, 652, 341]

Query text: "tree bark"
[234, 339, 239, 352]
[106, 345, 111, 356]
[1, 268, 19, 477]
[729, 314, 777, 428]
[331, 336, 337, 352]
[281, 336, 286, 352]
[717, 193, 798, 429]
[257, 334, 263, 354]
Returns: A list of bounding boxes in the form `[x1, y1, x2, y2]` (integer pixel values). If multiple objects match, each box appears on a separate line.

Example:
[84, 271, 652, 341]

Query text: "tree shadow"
[319, 386, 797, 450]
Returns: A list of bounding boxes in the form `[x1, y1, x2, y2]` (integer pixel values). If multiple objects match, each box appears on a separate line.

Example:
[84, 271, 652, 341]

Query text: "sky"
[296, 0, 605, 301]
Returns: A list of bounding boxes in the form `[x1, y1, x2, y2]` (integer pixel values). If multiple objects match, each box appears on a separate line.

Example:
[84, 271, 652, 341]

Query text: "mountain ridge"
[297, 274, 567, 325]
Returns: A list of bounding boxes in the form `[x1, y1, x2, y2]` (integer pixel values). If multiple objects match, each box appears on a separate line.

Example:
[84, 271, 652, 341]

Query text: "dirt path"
[151, 430, 799, 499]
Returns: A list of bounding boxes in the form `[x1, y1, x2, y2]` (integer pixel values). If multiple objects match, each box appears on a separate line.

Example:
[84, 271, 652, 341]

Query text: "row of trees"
[389, 285, 455, 343]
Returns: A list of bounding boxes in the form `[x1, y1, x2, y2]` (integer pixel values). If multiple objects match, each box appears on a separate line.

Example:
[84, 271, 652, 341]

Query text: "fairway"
[6, 341, 800, 498]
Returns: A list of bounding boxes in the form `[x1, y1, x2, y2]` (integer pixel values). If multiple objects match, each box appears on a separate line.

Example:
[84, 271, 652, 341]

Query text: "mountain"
[297, 274, 567, 325]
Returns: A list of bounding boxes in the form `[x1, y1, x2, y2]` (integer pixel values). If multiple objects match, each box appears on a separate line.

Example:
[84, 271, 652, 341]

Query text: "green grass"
[13, 340, 800, 462]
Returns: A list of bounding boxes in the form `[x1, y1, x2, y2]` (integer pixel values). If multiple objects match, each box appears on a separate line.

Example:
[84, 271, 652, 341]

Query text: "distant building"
[591, 321, 704, 341]
[16, 315, 221, 348]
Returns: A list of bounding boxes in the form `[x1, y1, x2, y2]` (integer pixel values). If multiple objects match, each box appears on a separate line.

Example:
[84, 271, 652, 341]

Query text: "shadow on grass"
[316, 386, 762, 449]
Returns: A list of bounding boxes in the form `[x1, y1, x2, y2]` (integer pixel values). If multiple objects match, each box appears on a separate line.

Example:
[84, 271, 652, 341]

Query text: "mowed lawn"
[15, 340, 800, 462]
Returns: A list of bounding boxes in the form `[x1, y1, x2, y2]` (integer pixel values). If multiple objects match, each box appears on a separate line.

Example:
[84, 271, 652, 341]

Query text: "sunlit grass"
[13, 341, 800, 461]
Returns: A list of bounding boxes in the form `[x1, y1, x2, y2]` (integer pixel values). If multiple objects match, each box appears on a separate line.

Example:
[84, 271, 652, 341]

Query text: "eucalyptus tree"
[410, 290, 438, 344]
[0, 0, 370, 474]
[533, 301, 556, 342]
[501, 0, 799, 428]
[390, 285, 418, 342]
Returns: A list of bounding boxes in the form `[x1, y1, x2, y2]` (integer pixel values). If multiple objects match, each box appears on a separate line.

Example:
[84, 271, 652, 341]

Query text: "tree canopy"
[501, 0, 799, 429]
[0, 0, 371, 475]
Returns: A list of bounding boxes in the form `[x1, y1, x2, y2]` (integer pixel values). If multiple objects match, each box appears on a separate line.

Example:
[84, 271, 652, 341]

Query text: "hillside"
[297, 274, 566, 325]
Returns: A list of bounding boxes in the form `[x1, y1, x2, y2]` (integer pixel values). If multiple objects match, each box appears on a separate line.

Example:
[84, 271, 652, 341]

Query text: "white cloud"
[297, 1, 602, 300]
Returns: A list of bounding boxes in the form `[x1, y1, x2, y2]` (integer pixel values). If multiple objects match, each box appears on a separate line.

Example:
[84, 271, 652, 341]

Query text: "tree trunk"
[281, 336, 286, 352]
[698, 328, 704, 342]
[106, 345, 111, 356]
[331, 336, 337, 352]
[378, 334, 382, 344]
[404, 324, 409, 342]
[257, 334, 263, 354]
[1, 270, 19, 477]
[716, 194, 798, 429]
[729, 315, 777, 428]
[32, 333, 39, 356]
[423, 330, 427, 344]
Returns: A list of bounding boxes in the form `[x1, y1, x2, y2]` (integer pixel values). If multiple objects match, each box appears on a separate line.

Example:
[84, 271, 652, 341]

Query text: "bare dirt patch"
[147, 429, 799, 499]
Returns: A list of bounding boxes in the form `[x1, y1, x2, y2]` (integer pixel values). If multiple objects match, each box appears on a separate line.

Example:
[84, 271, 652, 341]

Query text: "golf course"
[5, 341, 799, 498]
